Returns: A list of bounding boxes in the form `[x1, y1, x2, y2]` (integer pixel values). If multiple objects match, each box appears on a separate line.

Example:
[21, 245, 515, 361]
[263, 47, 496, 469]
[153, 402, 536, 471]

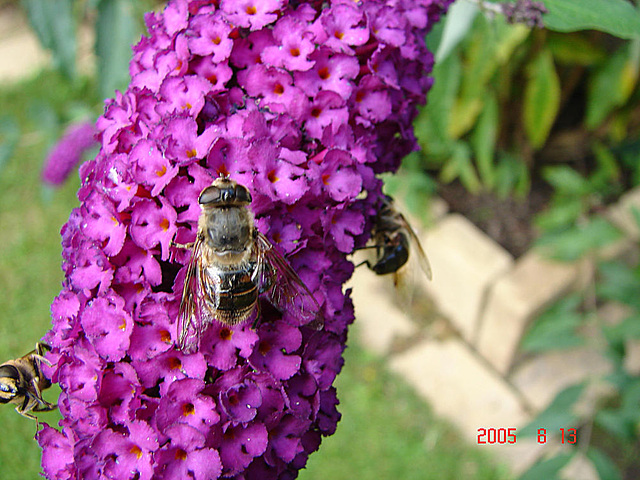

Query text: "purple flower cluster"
[42, 121, 97, 186]
[37, 0, 451, 478]
[501, 0, 547, 28]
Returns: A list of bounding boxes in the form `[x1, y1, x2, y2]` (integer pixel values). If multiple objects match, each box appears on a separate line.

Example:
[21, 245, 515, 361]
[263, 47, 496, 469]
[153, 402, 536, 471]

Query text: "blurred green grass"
[0, 71, 510, 479]
[0, 70, 83, 479]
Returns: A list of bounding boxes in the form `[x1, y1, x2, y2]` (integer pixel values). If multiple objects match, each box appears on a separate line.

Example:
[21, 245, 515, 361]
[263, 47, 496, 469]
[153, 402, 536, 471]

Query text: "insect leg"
[171, 241, 195, 250]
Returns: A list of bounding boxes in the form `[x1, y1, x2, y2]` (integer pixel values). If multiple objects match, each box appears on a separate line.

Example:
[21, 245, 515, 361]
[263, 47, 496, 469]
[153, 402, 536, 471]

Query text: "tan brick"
[607, 186, 640, 240]
[476, 250, 580, 373]
[349, 267, 418, 355]
[421, 214, 513, 341]
[388, 337, 530, 444]
[510, 347, 612, 411]
[625, 340, 640, 375]
[0, 30, 49, 82]
[561, 453, 599, 480]
[429, 196, 449, 222]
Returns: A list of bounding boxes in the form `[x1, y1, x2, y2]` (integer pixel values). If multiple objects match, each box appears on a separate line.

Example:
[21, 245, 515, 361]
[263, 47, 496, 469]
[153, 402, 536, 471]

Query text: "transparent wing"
[177, 237, 214, 352]
[398, 213, 432, 281]
[254, 233, 323, 329]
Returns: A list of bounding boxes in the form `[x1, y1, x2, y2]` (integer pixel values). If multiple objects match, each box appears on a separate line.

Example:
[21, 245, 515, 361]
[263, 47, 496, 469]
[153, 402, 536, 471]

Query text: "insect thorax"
[200, 205, 254, 254]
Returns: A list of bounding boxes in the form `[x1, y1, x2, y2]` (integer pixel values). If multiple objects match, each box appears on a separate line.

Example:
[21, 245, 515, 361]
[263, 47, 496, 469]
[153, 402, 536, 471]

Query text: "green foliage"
[587, 448, 623, 480]
[520, 294, 585, 353]
[595, 377, 640, 441]
[535, 216, 622, 261]
[523, 48, 561, 149]
[586, 42, 640, 129]
[542, 0, 640, 40]
[519, 237, 640, 477]
[95, 0, 142, 100]
[21, 0, 77, 78]
[20, 0, 155, 101]
[518, 453, 573, 480]
[410, 0, 640, 203]
[534, 158, 624, 261]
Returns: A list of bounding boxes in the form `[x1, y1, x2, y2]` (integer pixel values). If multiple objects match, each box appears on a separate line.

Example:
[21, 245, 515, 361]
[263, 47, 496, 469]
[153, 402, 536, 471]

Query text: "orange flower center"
[318, 67, 330, 80]
[130, 445, 143, 459]
[182, 402, 195, 416]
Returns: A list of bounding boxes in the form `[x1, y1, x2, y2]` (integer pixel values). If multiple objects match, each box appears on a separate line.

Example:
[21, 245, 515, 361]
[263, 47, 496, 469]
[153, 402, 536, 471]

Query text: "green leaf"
[95, 0, 138, 99]
[494, 152, 531, 199]
[534, 199, 584, 231]
[471, 93, 498, 190]
[535, 217, 622, 261]
[415, 53, 461, 155]
[592, 142, 621, 186]
[435, 0, 479, 62]
[519, 384, 585, 438]
[596, 408, 637, 440]
[451, 18, 498, 138]
[542, 166, 590, 195]
[604, 313, 640, 345]
[439, 142, 481, 193]
[21, 0, 77, 79]
[521, 295, 585, 353]
[598, 260, 640, 311]
[451, 16, 529, 139]
[586, 44, 639, 129]
[547, 32, 605, 66]
[586, 448, 623, 480]
[518, 453, 574, 480]
[542, 0, 640, 40]
[523, 48, 561, 149]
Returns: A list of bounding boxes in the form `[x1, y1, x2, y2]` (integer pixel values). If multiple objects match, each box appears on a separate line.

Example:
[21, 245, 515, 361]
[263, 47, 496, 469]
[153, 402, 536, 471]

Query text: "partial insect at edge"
[0, 342, 56, 422]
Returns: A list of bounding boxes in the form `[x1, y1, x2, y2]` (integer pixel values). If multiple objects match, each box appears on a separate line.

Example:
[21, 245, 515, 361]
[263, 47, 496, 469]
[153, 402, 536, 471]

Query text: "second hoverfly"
[0, 342, 56, 421]
[175, 176, 322, 352]
[362, 194, 432, 283]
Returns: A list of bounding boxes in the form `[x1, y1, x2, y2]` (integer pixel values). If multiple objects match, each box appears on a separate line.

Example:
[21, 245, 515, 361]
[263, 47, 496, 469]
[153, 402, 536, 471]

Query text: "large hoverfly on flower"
[0, 342, 56, 421]
[174, 176, 322, 352]
[361, 194, 432, 284]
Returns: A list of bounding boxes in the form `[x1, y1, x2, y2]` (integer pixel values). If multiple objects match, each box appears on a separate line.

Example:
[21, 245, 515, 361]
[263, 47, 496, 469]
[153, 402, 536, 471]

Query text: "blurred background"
[1, 0, 640, 479]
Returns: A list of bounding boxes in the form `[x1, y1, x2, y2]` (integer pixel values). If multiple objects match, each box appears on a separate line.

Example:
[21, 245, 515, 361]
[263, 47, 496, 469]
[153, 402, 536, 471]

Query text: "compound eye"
[199, 186, 222, 205]
[235, 185, 252, 204]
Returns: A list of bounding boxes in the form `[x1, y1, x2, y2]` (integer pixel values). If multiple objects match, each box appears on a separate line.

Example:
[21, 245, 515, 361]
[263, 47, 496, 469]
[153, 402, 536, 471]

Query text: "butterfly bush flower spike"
[38, 0, 452, 478]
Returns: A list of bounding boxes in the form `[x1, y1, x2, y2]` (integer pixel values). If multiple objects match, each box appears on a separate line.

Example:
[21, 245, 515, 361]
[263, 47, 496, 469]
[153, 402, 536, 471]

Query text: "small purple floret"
[42, 121, 97, 186]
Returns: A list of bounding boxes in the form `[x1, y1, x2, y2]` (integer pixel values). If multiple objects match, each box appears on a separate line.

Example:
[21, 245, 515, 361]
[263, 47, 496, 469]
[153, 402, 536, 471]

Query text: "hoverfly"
[0, 342, 56, 421]
[361, 194, 432, 283]
[175, 176, 322, 352]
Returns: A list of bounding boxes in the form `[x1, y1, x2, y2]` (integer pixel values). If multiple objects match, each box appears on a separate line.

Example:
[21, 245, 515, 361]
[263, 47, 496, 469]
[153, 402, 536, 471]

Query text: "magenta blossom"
[38, 0, 452, 478]
[42, 121, 98, 186]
